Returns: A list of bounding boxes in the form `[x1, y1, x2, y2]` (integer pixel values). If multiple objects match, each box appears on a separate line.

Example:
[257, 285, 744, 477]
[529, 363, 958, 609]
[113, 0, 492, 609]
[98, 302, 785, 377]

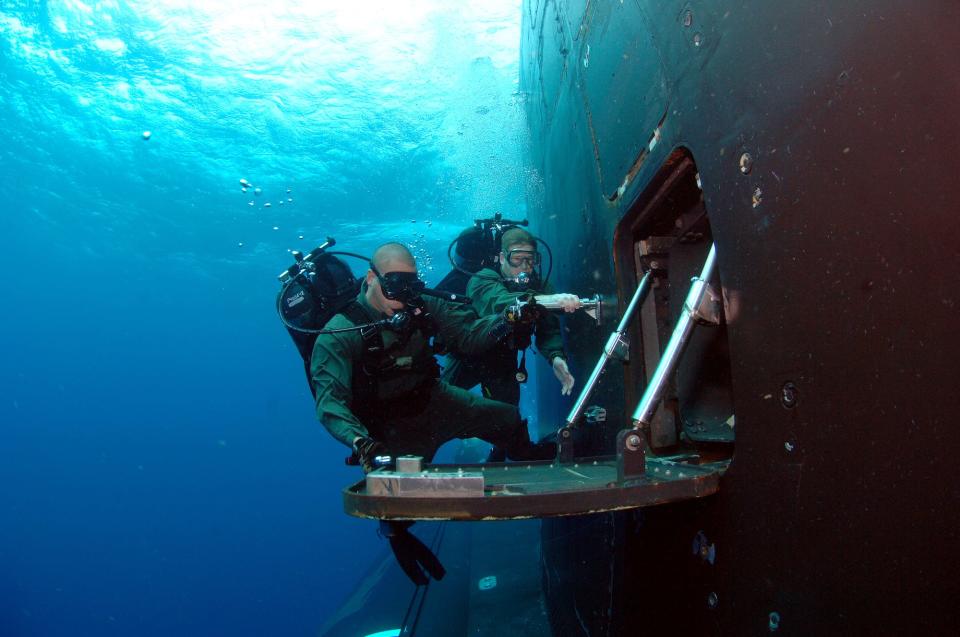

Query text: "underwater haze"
[0, 1, 537, 635]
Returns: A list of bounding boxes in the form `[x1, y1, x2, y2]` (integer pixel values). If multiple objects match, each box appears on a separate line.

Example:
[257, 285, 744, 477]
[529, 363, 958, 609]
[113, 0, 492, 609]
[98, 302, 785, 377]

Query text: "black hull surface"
[521, 1, 960, 635]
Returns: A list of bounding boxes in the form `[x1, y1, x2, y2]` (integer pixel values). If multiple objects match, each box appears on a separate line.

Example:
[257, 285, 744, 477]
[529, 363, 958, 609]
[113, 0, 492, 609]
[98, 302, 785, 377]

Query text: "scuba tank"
[276, 237, 369, 385]
[436, 212, 539, 295]
[277, 237, 473, 391]
[435, 214, 557, 387]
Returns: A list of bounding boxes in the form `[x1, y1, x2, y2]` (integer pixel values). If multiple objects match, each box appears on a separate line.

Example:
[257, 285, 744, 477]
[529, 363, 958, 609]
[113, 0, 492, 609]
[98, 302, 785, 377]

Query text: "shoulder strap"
[340, 302, 383, 406]
[341, 301, 385, 356]
[342, 303, 442, 407]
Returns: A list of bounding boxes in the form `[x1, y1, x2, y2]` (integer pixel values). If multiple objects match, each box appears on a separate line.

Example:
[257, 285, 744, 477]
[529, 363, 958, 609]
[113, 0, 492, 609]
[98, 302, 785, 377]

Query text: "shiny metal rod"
[565, 272, 652, 427]
[631, 244, 717, 427]
[535, 294, 603, 323]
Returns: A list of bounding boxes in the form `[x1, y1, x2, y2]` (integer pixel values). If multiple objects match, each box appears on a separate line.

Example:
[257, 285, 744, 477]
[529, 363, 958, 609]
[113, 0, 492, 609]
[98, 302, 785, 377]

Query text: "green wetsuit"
[311, 284, 533, 460]
[442, 267, 567, 405]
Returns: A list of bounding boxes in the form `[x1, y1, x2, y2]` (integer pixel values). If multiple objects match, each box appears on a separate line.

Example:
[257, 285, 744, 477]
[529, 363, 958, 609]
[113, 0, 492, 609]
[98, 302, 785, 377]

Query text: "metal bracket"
[688, 280, 721, 325]
[556, 408, 605, 463]
[556, 425, 576, 463]
[616, 429, 647, 482]
[604, 330, 630, 362]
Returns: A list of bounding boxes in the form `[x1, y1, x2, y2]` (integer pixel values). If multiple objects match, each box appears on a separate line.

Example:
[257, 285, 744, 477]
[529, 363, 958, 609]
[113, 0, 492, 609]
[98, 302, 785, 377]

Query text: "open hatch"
[344, 148, 733, 522]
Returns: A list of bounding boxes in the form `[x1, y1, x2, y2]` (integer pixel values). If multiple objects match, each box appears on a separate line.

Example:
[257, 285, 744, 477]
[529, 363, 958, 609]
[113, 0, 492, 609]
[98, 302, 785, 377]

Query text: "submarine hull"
[521, 0, 960, 634]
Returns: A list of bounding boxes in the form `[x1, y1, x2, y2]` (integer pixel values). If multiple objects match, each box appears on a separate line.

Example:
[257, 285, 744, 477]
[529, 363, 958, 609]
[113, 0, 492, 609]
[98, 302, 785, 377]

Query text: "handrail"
[631, 243, 718, 428]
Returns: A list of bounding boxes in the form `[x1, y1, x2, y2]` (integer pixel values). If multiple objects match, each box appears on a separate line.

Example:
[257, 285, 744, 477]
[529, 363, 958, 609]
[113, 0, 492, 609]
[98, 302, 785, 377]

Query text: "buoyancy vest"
[340, 302, 440, 416]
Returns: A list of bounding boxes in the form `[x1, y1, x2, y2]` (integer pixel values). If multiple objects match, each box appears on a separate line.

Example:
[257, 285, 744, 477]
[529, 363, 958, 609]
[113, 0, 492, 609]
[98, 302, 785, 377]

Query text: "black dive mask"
[371, 264, 426, 303]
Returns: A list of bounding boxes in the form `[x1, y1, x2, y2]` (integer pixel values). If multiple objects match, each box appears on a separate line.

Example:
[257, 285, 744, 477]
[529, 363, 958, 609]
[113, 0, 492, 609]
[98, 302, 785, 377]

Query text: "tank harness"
[337, 300, 440, 417]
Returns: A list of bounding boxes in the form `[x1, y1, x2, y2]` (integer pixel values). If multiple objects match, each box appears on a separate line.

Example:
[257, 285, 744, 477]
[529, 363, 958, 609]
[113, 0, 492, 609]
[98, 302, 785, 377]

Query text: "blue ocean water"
[0, 2, 537, 634]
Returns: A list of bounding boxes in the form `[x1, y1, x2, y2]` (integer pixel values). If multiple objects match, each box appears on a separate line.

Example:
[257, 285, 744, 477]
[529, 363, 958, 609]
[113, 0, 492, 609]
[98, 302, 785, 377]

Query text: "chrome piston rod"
[631, 244, 718, 428]
[565, 272, 652, 427]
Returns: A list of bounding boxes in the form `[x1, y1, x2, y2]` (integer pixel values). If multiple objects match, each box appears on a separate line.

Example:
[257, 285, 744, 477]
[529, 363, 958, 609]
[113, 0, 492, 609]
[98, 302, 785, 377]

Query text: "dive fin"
[380, 521, 446, 586]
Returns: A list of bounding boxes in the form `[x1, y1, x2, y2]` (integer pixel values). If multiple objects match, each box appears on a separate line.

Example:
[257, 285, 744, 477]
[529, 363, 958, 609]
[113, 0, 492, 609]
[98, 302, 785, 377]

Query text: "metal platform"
[343, 456, 722, 521]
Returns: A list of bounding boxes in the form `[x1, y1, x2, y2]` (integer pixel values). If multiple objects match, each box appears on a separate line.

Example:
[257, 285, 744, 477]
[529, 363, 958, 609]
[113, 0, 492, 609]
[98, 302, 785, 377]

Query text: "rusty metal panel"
[579, 1, 669, 197]
[344, 457, 720, 521]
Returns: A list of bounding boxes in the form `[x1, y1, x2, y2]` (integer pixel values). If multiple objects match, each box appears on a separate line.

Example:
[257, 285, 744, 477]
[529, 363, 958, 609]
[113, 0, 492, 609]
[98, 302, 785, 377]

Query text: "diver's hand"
[554, 293, 582, 313]
[353, 436, 388, 473]
[552, 357, 575, 395]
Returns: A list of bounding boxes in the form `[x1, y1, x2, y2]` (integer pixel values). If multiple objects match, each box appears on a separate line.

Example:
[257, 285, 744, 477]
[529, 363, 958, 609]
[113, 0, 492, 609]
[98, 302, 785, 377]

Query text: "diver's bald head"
[372, 242, 416, 273]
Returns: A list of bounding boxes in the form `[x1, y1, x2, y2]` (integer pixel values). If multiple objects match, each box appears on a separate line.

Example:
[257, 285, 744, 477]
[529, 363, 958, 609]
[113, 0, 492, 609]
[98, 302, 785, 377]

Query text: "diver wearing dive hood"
[443, 227, 580, 409]
[310, 242, 552, 470]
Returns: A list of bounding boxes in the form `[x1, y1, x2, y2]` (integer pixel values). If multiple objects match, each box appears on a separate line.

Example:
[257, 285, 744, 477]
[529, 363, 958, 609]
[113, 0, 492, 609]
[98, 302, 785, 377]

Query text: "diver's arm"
[310, 322, 369, 448]
[534, 309, 567, 364]
[470, 271, 581, 314]
[429, 297, 511, 355]
[534, 311, 575, 393]
[466, 271, 524, 314]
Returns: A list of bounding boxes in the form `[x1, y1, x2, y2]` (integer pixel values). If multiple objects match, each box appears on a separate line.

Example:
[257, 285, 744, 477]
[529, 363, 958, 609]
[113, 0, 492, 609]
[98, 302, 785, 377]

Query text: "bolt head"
[781, 382, 798, 408]
[707, 592, 719, 608]
[769, 611, 781, 631]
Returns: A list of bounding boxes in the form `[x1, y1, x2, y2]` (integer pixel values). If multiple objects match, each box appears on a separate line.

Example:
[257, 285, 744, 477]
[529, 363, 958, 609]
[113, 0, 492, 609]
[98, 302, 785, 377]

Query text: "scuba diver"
[302, 241, 557, 586]
[310, 242, 554, 470]
[279, 240, 557, 587]
[442, 227, 581, 423]
[280, 239, 562, 586]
